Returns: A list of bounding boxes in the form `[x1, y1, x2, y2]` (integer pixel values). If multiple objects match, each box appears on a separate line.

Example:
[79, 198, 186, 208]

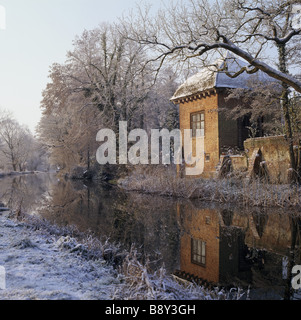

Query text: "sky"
[0, 0, 163, 133]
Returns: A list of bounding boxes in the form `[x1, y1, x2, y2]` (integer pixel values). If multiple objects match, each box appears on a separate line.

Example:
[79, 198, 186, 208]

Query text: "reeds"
[14, 212, 247, 300]
[119, 165, 301, 208]
[112, 245, 247, 300]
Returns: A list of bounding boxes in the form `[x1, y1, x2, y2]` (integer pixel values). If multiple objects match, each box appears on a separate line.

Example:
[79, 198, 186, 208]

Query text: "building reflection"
[1, 173, 300, 299]
[175, 202, 301, 299]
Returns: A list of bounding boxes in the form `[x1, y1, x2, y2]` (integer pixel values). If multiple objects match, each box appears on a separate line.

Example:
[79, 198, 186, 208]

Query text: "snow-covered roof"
[171, 56, 275, 102]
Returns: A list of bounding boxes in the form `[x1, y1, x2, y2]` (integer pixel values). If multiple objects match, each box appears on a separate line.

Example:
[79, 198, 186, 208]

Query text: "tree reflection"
[38, 178, 181, 273]
[1, 173, 300, 299]
[0, 173, 56, 213]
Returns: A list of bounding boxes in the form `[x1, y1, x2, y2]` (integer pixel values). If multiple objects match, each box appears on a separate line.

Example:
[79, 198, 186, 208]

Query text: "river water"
[0, 172, 300, 300]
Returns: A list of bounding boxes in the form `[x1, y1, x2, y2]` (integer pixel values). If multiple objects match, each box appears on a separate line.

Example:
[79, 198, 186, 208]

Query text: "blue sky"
[0, 0, 163, 133]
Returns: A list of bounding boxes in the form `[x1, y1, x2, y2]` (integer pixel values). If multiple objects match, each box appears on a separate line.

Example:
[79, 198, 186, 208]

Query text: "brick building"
[171, 56, 277, 178]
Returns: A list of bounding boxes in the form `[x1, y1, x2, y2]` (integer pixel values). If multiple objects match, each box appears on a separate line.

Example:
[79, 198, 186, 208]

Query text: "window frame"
[190, 111, 205, 138]
[191, 238, 206, 267]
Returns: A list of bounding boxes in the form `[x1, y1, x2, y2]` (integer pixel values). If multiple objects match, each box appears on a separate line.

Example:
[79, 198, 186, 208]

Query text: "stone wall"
[244, 135, 291, 184]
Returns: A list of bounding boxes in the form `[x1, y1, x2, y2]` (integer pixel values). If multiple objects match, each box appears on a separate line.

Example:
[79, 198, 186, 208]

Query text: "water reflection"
[0, 173, 300, 299]
[0, 174, 180, 273]
[0, 173, 57, 212]
[176, 202, 301, 299]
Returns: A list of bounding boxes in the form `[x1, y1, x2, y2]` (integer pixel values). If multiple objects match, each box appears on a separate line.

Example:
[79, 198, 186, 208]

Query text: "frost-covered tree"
[38, 23, 177, 174]
[223, 80, 283, 137]
[122, 0, 301, 180]
[142, 68, 180, 132]
[0, 111, 42, 172]
[64, 23, 153, 131]
[38, 23, 148, 173]
[122, 0, 301, 92]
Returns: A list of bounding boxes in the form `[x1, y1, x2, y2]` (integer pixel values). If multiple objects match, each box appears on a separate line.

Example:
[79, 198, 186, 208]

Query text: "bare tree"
[64, 23, 153, 131]
[38, 93, 101, 172]
[0, 114, 37, 172]
[122, 0, 301, 92]
[142, 67, 180, 132]
[38, 23, 180, 175]
[223, 80, 283, 136]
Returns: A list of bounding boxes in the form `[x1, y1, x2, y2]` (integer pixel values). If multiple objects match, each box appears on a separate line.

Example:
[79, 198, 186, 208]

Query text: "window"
[191, 238, 206, 266]
[190, 112, 204, 137]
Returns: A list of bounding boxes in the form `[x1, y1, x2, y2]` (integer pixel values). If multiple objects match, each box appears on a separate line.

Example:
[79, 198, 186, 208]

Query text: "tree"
[38, 89, 102, 172]
[142, 67, 180, 132]
[65, 23, 153, 131]
[0, 112, 39, 172]
[122, 0, 301, 180]
[122, 0, 301, 92]
[38, 23, 156, 174]
[223, 80, 284, 137]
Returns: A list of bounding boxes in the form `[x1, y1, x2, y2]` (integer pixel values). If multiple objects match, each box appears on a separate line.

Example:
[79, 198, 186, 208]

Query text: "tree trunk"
[298, 144, 301, 181]
[278, 43, 297, 183]
[87, 145, 90, 170]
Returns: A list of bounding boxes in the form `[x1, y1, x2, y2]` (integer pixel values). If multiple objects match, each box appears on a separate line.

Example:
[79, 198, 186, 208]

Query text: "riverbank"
[0, 211, 118, 300]
[118, 166, 301, 208]
[0, 171, 51, 179]
[0, 210, 247, 300]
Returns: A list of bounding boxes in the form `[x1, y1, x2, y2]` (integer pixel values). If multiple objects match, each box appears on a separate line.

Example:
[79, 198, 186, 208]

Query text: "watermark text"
[96, 121, 204, 176]
[292, 265, 301, 290]
[0, 266, 5, 290]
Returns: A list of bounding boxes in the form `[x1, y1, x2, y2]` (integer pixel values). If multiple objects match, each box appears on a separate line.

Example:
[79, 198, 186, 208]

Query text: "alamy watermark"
[0, 266, 5, 290]
[0, 5, 6, 30]
[96, 121, 204, 176]
[292, 265, 301, 290]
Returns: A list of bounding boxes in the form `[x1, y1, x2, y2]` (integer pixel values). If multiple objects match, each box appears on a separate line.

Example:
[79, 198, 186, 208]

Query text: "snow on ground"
[0, 212, 119, 300]
[2, 210, 288, 301]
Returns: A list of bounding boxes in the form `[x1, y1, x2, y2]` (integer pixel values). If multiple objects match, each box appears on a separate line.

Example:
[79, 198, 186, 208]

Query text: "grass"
[118, 165, 301, 208]
[112, 245, 247, 300]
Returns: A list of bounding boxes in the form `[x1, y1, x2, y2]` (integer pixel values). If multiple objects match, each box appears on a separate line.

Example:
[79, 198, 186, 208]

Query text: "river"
[0, 172, 300, 300]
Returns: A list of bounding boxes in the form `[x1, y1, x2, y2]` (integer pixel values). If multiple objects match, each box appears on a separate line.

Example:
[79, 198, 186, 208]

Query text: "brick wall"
[179, 90, 248, 178]
[177, 204, 294, 285]
[178, 204, 220, 283]
[179, 92, 220, 177]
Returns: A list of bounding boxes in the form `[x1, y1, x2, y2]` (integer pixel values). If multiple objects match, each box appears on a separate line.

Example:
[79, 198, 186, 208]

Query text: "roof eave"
[170, 87, 218, 105]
